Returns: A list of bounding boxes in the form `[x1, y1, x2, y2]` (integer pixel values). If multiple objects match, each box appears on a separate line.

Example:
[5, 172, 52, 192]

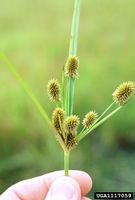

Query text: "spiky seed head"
[47, 79, 61, 101]
[82, 111, 98, 128]
[66, 133, 77, 151]
[65, 56, 79, 78]
[112, 81, 135, 106]
[52, 108, 64, 132]
[64, 115, 80, 133]
[64, 116, 79, 150]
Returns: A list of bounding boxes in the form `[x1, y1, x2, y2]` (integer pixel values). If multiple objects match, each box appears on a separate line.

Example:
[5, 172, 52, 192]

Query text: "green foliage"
[0, 0, 135, 197]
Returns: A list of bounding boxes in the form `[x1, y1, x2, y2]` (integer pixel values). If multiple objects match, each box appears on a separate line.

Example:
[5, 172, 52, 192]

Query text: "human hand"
[0, 170, 92, 200]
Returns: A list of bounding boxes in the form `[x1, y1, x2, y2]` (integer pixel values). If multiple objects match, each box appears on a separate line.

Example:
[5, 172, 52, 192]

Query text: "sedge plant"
[0, 0, 135, 177]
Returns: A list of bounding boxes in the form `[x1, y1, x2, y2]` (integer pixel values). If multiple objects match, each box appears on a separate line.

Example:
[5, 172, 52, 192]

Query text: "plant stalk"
[96, 101, 116, 123]
[64, 0, 81, 175]
[64, 151, 70, 176]
[66, 0, 81, 116]
[61, 68, 65, 110]
[69, 0, 81, 56]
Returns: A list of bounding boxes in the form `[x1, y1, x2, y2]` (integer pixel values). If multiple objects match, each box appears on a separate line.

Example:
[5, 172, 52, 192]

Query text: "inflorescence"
[47, 57, 135, 152]
[65, 56, 79, 79]
[112, 81, 135, 106]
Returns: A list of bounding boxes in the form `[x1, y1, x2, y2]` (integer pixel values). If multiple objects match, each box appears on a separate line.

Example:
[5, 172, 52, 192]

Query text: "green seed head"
[112, 81, 135, 106]
[82, 111, 98, 128]
[65, 56, 79, 78]
[52, 108, 64, 132]
[64, 115, 79, 151]
[64, 115, 80, 133]
[47, 79, 61, 101]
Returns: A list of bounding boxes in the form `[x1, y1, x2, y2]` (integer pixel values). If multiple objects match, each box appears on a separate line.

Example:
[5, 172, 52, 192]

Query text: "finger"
[0, 170, 92, 200]
[0, 190, 20, 200]
[45, 176, 81, 200]
[69, 170, 92, 195]
[42, 170, 92, 196]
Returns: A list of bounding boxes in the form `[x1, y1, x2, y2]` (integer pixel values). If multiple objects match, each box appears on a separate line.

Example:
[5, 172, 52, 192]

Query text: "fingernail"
[50, 180, 75, 200]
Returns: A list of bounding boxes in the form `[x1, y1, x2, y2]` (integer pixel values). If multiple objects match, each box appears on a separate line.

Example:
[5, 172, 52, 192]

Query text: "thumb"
[45, 176, 81, 200]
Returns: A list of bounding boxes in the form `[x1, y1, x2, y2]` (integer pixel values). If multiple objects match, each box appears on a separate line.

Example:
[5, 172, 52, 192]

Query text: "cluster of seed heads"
[47, 55, 135, 151]
[52, 108, 79, 150]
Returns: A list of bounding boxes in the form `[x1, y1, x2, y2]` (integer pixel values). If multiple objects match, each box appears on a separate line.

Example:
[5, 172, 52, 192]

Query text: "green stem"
[64, 151, 70, 176]
[67, 0, 81, 116]
[0, 52, 52, 128]
[66, 78, 69, 116]
[77, 106, 122, 141]
[61, 67, 65, 110]
[96, 101, 116, 123]
[68, 78, 75, 115]
[79, 127, 85, 136]
[69, 0, 81, 56]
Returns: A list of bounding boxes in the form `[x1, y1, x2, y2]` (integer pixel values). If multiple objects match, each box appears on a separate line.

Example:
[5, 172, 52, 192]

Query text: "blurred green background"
[0, 0, 135, 198]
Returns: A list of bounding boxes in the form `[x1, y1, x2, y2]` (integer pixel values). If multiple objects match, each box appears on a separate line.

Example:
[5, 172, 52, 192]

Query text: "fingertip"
[45, 176, 81, 200]
[42, 170, 92, 196]
[69, 170, 93, 195]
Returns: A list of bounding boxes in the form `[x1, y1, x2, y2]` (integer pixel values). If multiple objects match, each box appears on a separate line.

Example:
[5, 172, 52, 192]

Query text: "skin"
[0, 170, 92, 200]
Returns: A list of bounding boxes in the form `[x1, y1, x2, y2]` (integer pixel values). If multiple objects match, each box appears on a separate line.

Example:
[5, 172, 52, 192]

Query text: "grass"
[0, 0, 135, 197]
